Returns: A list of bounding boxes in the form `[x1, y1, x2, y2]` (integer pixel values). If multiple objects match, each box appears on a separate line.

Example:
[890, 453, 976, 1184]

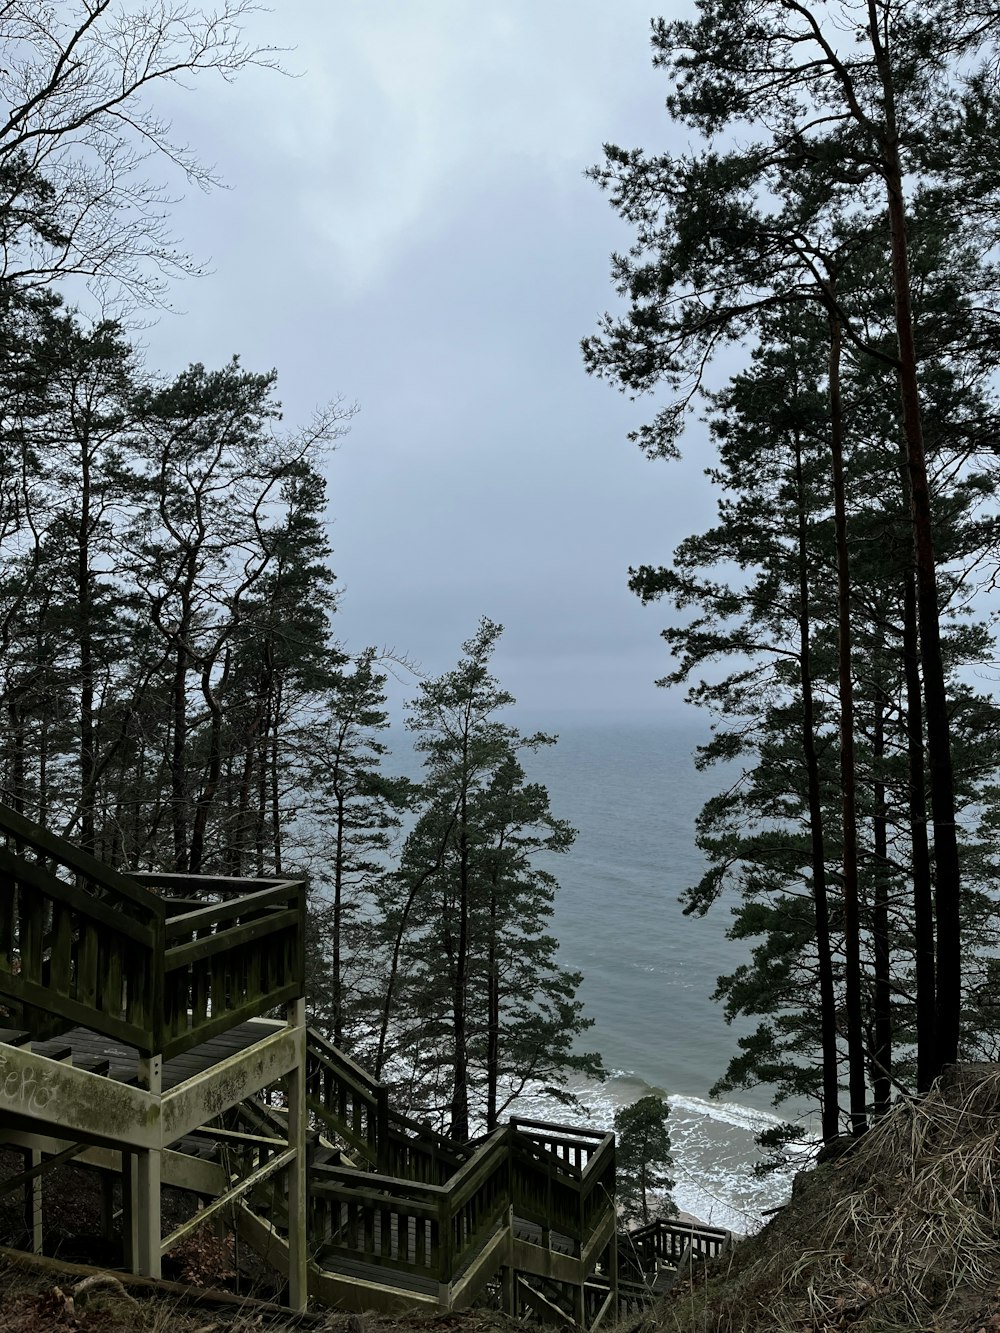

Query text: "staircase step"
[32, 1041, 73, 1062]
[0, 1028, 30, 1047]
[315, 1251, 441, 1298]
[76, 1057, 111, 1076]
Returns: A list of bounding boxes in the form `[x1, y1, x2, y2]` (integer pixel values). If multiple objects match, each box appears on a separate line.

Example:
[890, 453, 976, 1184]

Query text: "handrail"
[163, 882, 301, 938]
[627, 1215, 731, 1267]
[0, 805, 164, 915]
[159, 877, 305, 1059]
[131, 871, 292, 898]
[303, 1115, 616, 1292]
[305, 1027, 467, 1183]
[0, 805, 162, 1050]
[0, 802, 305, 1058]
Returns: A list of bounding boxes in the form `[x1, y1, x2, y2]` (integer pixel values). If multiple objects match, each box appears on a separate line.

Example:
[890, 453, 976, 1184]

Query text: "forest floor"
[0, 1253, 539, 1333]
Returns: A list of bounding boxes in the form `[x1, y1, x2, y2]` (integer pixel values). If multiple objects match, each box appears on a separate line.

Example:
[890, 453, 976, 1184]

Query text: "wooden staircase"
[0, 801, 731, 1325]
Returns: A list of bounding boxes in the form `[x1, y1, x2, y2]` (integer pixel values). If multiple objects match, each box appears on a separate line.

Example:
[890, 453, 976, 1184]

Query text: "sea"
[387, 708, 815, 1234]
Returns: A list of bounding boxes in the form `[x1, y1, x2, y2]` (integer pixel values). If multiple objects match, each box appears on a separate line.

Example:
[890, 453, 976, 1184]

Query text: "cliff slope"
[644, 1064, 1000, 1333]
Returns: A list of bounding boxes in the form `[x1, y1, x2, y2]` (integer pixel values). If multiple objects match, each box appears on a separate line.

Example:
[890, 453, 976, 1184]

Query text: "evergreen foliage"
[0, 2, 610, 1224]
[588, 1, 1000, 1138]
[367, 619, 604, 1139]
[614, 1094, 677, 1226]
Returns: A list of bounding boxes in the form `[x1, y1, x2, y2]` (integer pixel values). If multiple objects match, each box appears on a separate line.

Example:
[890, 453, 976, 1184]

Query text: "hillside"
[640, 1064, 1000, 1333]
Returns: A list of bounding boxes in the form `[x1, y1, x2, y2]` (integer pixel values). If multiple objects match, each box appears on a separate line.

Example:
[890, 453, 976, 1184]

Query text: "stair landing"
[0, 1018, 284, 1089]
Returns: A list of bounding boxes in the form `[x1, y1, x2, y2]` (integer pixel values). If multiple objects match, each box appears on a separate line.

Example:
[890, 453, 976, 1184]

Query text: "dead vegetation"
[643, 1063, 1000, 1333]
[0, 1251, 549, 1333]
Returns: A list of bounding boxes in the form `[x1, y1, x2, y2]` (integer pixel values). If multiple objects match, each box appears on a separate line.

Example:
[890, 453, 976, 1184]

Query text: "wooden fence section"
[300, 1114, 617, 1307]
[509, 1119, 615, 1253]
[305, 1029, 386, 1169]
[149, 875, 305, 1059]
[0, 806, 163, 1050]
[305, 1028, 467, 1184]
[308, 1128, 513, 1286]
[0, 803, 306, 1059]
[626, 1215, 731, 1269]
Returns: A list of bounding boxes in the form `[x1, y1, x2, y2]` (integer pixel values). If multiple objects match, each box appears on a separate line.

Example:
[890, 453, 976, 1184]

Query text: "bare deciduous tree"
[0, 1, 278, 304]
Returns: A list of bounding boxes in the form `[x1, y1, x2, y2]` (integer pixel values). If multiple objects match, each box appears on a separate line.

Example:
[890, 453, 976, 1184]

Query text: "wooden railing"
[305, 1028, 467, 1183]
[138, 873, 305, 1059]
[511, 1117, 608, 1171]
[0, 805, 163, 1050]
[627, 1215, 731, 1269]
[311, 1162, 445, 1281]
[310, 1127, 513, 1284]
[304, 1029, 386, 1168]
[306, 1118, 615, 1293]
[0, 803, 305, 1059]
[441, 1126, 512, 1276]
[510, 1119, 615, 1252]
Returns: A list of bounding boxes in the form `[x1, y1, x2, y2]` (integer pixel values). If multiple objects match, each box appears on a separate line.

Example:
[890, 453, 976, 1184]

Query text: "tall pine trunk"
[829, 313, 867, 1136]
[333, 785, 346, 1047]
[872, 684, 892, 1117]
[170, 647, 189, 871]
[78, 443, 96, 853]
[900, 541, 936, 1091]
[189, 649, 230, 873]
[868, 2, 961, 1076]
[793, 431, 841, 1143]
[450, 765, 471, 1142]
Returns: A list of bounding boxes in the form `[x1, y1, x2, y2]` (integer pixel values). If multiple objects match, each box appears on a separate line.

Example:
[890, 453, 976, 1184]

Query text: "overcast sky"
[142, 1, 715, 717]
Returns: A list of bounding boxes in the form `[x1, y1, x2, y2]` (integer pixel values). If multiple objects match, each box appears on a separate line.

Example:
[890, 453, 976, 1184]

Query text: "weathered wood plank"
[0, 1042, 159, 1147]
[75, 922, 99, 1009]
[0, 874, 15, 969]
[163, 908, 300, 972]
[161, 1024, 299, 1142]
[0, 975, 151, 1051]
[0, 848, 156, 945]
[49, 903, 73, 999]
[163, 884, 300, 938]
[162, 982, 300, 1061]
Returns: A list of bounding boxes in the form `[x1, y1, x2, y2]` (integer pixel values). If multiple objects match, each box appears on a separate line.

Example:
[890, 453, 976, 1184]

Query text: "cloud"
[200, 2, 669, 293]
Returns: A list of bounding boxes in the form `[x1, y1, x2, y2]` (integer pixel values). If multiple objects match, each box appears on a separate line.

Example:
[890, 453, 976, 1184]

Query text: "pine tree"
[584, 0, 1000, 1081]
[372, 619, 602, 1139]
[304, 648, 414, 1049]
[614, 1095, 677, 1227]
[634, 290, 1000, 1130]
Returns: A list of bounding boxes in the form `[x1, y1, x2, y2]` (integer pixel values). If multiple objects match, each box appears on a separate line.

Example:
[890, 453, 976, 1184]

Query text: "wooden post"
[437, 1192, 453, 1305]
[136, 1054, 162, 1279]
[572, 1280, 585, 1329]
[609, 1227, 619, 1317]
[122, 1150, 139, 1273]
[286, 997, 308, 1311]
[22, 1147, 42, 1255]
[501, 1205, 515, 1315]
[541, 1160, 551, 1251]
[375, 1084, 390, 1174]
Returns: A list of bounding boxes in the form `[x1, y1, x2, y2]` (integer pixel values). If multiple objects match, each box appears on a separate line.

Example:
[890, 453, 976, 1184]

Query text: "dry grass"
[648, 1063, 1000, 1333]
